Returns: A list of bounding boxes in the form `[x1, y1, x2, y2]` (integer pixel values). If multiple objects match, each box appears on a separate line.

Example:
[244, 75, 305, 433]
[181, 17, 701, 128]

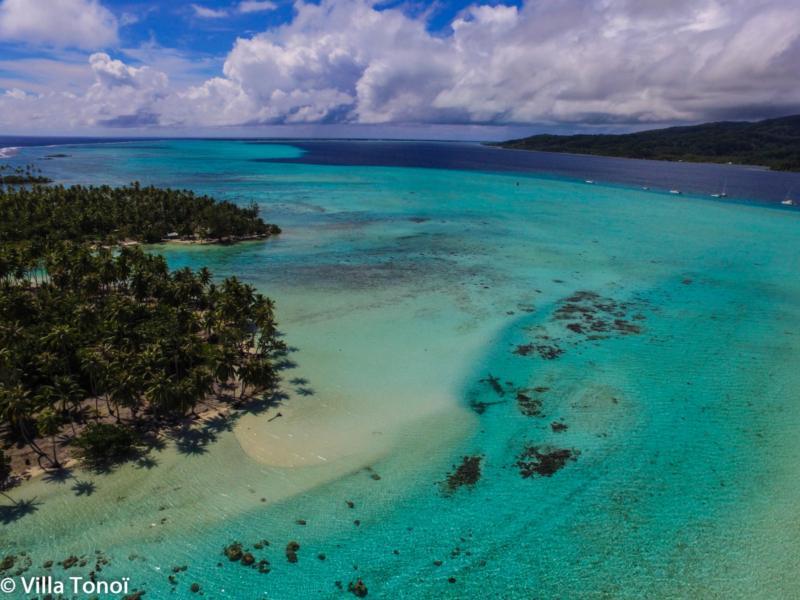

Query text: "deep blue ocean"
[4, 136, 800, 204]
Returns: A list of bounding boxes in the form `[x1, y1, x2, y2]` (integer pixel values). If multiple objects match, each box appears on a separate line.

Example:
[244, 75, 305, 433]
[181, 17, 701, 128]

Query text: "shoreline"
[97, 232, 276, 250]
[1, 394, 242, 490]
[161, 232, 274, 245]
[487, 141, 783, 172]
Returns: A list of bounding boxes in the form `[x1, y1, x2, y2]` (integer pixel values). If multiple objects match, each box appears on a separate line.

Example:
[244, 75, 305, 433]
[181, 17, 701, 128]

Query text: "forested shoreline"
[494, 114, 800, 171]
[0, 179, 284, 491]
[0, 181, 280, 245]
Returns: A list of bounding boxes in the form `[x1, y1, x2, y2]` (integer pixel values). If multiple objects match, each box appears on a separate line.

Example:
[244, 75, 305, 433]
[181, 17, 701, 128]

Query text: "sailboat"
[781, 190, 796, 206]
[711, 179, 728, 198]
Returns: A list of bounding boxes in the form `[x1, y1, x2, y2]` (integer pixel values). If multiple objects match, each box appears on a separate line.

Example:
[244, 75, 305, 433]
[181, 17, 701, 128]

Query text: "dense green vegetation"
[0, 180, 285, 485]
[0, 164, 51, 185]
[495, 114, 800, 171]
[73, 423, 147, 468]
[0, 243, 283, 473]
[0, 181, 280, 245]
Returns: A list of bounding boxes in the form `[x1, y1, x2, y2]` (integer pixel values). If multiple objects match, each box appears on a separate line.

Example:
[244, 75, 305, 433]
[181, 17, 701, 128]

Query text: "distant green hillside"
[495, 115, 800, 171]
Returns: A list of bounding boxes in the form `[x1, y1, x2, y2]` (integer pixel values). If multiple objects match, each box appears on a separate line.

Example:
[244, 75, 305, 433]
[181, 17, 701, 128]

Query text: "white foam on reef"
[0, 146, 20, 158]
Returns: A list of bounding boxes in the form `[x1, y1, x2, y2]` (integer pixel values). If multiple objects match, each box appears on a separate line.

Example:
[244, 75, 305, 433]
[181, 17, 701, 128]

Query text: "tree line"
[0, 164, 51, 185]
[0, 180, 280, 244]
[495, 113, 800, 171]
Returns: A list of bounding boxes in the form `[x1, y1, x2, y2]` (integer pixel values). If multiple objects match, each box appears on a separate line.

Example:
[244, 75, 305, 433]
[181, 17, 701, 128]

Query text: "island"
[0, 180, 284, 487]
[493, 114, 800, 171]
[0, 180, 281, 245]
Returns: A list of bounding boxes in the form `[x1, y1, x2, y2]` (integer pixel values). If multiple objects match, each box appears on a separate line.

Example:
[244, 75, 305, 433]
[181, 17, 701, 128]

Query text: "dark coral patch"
[469, 398, 505, 414]
[285, 541, 300, 563]
[480, 373, 505, 395]
[223, 542, 243, 562]
[552, 290, 647, 341]
[516, 445, 579, 478]
[348, 578, 368, 597]
[443, 455, 483, 493]
[516, 392, 542, 417]
[513, 343, 563, 360]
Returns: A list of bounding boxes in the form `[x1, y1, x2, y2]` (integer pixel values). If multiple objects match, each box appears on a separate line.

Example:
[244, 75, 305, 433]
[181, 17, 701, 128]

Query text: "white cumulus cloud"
[172, 0, 800, 128]
[191, 4, 229, 19]
[0, 52, 169, 130]
[1, 0, 799, 132]
[0, 0, 118, 49]
[238, 1, 277, 13]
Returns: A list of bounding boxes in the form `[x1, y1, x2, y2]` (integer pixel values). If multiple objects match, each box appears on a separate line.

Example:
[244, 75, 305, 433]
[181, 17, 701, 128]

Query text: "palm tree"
[0, 450, 20, 506]
[240, 356, 276, 399]
[0, 384, 50, 467]
[50, 376, 83, 433]
[109, 367, 142, 422]
[189, 367, 214, 414]
[212, 345, 238, 396]
[43, 324, 75, 356]
[78, 348, 105, 415]
[146, 374, 176, 417]
[198, 266, 212, 287]
[36, 408, 63, 469]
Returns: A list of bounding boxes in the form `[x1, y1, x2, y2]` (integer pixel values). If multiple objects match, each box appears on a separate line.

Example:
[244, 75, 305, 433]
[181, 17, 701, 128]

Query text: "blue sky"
[0, 0, 797, 138]
[89, 1, 521, 56]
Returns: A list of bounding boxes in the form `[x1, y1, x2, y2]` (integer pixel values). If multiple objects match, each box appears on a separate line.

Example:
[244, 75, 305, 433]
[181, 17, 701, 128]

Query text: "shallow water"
[3, 141, 800, 598]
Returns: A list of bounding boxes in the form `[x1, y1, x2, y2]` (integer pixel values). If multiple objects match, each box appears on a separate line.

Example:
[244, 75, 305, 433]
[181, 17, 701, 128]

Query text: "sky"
[0, 0, 798, 139]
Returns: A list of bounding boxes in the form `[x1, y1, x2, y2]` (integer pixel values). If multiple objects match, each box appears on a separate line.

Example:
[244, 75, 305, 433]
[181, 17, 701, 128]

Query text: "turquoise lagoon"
[3, 140, 800, 598]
